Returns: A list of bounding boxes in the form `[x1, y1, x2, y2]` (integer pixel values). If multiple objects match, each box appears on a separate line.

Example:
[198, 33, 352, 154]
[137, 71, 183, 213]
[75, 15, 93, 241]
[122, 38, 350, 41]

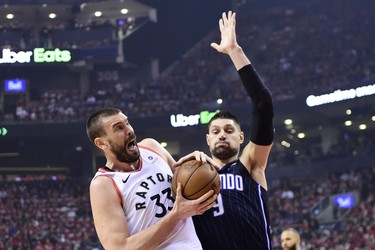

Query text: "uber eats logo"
[0, 48, 72, 64]
[170, 110, 220, 127]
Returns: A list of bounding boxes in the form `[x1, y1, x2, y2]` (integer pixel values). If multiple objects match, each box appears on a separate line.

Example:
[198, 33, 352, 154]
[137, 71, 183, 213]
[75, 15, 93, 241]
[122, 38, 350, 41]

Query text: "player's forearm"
[228, 45, 251, 70]
[120, 211, 181, 249]
[238, 64, 275, 146]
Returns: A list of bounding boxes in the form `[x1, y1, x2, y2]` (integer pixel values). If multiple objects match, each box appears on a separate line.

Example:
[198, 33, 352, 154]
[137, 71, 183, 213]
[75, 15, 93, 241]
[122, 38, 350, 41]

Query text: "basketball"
[172, 159, 220, 200]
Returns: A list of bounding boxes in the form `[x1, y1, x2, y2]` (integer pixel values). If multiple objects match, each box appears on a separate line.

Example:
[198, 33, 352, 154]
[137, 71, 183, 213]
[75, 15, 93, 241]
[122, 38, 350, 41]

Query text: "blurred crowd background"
[0, 0, 374, 249]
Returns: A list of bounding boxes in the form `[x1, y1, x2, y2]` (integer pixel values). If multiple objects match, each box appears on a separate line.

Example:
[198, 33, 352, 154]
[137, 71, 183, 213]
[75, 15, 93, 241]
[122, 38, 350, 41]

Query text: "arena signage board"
[0, 48, 72, 64]
[306, 83, 375, 107]
[4, 79, 26, 92]
[333, 193, 355, 208]
[170, 110, 220, 127]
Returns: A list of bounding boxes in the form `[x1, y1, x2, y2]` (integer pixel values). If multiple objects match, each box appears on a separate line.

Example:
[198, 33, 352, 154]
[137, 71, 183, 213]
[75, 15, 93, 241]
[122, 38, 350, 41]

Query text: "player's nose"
[218, 130, 226, 139]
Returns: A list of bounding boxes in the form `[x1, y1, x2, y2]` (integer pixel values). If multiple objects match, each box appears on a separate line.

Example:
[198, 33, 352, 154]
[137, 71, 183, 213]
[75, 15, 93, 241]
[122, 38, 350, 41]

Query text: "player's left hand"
[173, 151, 218, 171]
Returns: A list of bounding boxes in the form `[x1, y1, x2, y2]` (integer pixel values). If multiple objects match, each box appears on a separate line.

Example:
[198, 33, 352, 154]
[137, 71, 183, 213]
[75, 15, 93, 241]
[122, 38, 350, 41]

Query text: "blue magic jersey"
[193, 160, 272, 250]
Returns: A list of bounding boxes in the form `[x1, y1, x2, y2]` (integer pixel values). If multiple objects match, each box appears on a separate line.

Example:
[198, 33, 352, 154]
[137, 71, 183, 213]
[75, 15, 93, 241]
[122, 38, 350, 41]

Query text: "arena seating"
[1, 0, 374, 248]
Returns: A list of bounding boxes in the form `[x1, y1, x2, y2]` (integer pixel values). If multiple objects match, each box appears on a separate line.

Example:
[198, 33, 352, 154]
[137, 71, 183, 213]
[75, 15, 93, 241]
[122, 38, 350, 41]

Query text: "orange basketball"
[172, 159, 220, 200]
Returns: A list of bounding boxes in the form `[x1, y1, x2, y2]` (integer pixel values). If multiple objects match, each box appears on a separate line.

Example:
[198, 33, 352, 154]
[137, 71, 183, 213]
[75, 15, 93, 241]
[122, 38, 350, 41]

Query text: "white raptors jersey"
[93, 146, 202, 250]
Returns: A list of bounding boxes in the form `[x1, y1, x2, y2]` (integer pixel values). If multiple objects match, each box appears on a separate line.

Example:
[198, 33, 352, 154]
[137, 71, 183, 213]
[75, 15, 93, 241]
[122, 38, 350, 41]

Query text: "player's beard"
[289, 245, 297, 250]
[211, 144, 238, 160]
[109, 138, 140, 163]
[284, 245, 297, 250]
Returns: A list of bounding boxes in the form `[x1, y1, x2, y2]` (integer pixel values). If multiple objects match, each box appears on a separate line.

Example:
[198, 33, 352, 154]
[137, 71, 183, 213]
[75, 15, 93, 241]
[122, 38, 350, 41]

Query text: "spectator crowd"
[0, 164, 373, 249]
[1, 0, 374, 123]
[1, 1, 374, 248]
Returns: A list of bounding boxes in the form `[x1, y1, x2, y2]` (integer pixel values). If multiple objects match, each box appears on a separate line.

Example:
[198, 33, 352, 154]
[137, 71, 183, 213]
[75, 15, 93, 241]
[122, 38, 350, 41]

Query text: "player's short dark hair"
[208, 110, 241, 130]
[86, 108, 121, 143]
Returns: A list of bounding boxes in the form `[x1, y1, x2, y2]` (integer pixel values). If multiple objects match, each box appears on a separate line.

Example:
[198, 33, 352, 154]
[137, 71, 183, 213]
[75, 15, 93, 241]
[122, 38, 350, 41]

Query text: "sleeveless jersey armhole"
[93, 175, 124, 207]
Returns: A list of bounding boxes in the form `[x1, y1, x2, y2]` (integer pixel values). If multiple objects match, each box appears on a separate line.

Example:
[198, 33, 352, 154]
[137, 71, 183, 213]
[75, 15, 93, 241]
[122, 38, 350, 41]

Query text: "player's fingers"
[174, 151, 197, 166]
[205, 157, 219, 170]
[198, 152, 208, 162]
[227, 10, 233, 21]
[230, 12, 236, 27]
[188, 150, 207, 162]
[198, 194, 217, 214]
[219, 18, 224, 31]
[222, 12, 228, 24]
[172, 159, 183, 168]
[210, 43, 219, 51]
[196, 190, 215, 204]
[176, 182, 182, 197]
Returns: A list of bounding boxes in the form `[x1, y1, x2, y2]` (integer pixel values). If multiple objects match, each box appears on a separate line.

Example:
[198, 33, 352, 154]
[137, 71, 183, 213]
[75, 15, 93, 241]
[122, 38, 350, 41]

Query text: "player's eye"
[115, 125, 123, 131]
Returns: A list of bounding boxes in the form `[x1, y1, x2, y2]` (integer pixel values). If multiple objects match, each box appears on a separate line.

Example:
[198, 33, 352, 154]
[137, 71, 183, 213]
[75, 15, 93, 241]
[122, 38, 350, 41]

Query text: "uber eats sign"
[170, 110, 220, 128]
[0, 48, 72, 64]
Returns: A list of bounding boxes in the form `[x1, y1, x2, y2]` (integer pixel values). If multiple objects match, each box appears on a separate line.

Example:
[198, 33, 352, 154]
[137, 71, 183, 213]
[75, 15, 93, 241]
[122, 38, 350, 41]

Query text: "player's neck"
[214, 156, 237, 169]
[106, 159, 140, 172]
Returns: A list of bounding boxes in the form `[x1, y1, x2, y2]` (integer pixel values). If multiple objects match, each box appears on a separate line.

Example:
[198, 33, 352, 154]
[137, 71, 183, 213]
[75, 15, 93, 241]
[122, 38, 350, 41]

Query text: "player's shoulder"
[139, 138, 174, 166]
[139, 138, 167, 154]
[90, 174, 114, 190]
[90, 175, 119, 203]
[139, 138, 160, 148]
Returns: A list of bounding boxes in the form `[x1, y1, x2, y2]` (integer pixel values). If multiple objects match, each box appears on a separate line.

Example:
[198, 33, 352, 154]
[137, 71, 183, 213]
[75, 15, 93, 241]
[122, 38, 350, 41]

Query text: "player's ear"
[94, 137, 107, 150]
[239, 131, 245, 144]
[206, 134, 210, 146]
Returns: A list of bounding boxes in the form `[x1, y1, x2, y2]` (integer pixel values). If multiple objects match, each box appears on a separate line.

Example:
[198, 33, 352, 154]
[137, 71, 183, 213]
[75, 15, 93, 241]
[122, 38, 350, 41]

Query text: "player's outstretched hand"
[173, 151, 218, 170]
[211, 11, 239, 55]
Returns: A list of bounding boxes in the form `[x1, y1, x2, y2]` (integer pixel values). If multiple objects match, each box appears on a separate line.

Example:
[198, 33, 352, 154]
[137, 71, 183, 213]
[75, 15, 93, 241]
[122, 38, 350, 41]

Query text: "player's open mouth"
[127, 140, 137, 151]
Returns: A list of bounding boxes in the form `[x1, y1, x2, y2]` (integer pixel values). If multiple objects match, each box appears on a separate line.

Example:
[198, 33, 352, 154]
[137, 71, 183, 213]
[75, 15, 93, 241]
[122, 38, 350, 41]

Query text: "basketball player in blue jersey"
[86, 108, 217, 249]
[188, 11, 275, 249]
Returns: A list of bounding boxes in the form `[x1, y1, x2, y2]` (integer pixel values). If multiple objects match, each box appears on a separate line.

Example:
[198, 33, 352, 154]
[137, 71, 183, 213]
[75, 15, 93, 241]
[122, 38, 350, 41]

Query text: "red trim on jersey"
[93, 175, 124, 207]
[98, 168, 111, 173]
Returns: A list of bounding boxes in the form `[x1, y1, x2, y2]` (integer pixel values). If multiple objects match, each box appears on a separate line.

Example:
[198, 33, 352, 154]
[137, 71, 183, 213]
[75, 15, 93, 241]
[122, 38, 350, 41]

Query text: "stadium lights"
[372, 116, 375, 122]
[297, 133, 305, 139]
[160, 142, 167, 147]
[359, 124, 367, 130]
[6, 13, 14, 19]
[284, 119, 292, 125]
[121, 8, 128, 14]
[346, 109, 352, 115]
[344, 120, 352, 126]
[281, 140, 291, 148]
[94, 11, 102, 17]
[49, 13, 56, 19]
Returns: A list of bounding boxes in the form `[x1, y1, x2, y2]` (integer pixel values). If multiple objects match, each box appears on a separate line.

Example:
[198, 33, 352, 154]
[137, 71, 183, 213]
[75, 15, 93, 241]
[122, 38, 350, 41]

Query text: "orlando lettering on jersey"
[193, 160, 272, 250]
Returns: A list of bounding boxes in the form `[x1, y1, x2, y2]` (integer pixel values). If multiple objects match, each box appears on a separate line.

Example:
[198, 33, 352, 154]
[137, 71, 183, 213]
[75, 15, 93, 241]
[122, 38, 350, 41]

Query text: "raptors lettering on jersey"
[135, 173, 174, 211]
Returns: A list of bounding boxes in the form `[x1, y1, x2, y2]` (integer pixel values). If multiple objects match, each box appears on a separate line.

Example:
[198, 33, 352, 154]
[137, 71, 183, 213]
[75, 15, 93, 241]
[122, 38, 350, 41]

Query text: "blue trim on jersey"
[258, 184, 271, 250]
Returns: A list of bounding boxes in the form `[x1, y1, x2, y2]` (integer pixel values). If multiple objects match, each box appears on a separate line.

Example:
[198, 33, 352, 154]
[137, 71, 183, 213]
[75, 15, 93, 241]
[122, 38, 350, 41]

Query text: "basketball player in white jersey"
[86, 108, 217, 249]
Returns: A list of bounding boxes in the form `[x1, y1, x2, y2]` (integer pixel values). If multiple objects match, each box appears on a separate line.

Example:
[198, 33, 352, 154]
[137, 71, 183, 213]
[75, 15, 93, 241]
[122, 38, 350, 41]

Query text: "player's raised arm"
[212, 11, 275, 189]
[210, 11, 250, 70]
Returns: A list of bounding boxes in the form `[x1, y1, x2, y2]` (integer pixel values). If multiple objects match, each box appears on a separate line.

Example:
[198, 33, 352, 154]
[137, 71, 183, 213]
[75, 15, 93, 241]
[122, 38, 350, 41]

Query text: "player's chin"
[127, 148, 140, 158]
